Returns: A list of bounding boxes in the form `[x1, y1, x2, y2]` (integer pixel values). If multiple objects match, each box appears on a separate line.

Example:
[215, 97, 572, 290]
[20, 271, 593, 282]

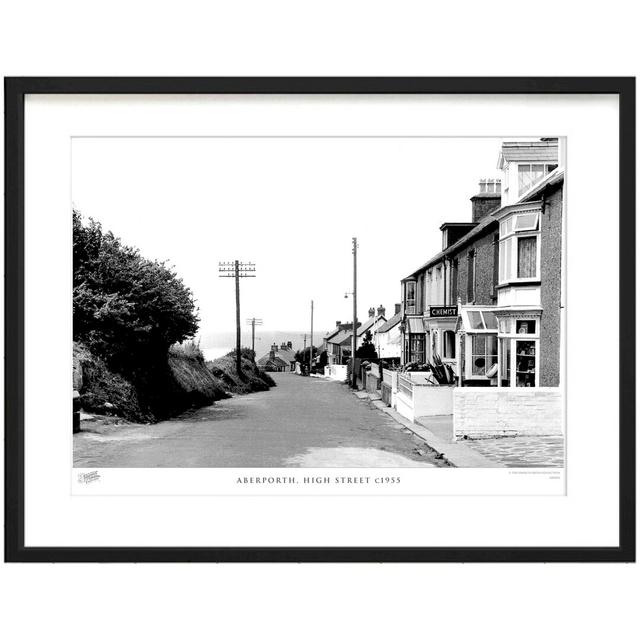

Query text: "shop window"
[443, 330, 456, 359]
[517, 236, 537, 278]
[471, 334, 498, 377]
[516, 320, 536, 334]
[515, 339, 536, 387]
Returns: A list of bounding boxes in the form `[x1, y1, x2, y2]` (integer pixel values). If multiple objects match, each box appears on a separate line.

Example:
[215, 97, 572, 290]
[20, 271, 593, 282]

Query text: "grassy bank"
[74, 342, 276, 424]
[207, 348, 276, 395]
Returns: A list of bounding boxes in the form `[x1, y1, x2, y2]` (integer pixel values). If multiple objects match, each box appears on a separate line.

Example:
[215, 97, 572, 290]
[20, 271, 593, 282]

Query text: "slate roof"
[257, 346, 296, 365]
[324, 322, 359, 342]
[499, 140, 558, 164]
[377, 312, 402, 333]
[327, 329, 353, 346]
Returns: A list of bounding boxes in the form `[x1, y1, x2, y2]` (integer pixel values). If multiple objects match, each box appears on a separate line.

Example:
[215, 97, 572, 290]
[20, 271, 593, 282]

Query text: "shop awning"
[407, 317, 426, 333]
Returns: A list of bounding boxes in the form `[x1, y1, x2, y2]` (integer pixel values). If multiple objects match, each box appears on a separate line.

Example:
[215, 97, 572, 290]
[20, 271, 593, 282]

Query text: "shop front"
[402, 316, 427, 365]
[424, 305, 458, 376]
[495, 312, 541, 387]
[457, 306, 541, 387]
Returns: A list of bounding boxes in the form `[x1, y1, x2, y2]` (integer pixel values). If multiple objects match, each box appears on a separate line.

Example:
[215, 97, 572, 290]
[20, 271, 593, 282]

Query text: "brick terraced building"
[397, 139, 565, 437]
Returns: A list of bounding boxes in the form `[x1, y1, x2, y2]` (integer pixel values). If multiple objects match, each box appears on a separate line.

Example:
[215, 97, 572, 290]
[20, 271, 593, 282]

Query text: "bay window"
[517, 236, 537, 278]
[405, 280, 416, 314]
[460, 308, 499, 382]
[471, 334, 498, 377]
[498, 208, 541, 284]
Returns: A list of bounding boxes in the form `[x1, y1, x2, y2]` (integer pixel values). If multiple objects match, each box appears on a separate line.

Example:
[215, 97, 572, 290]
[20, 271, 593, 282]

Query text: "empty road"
[74, 373, 440, 467]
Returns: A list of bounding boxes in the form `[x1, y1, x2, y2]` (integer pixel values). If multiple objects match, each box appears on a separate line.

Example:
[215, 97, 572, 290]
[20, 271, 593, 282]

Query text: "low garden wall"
[396, 375, 454, 422]
[453, 387, 563, 437]
[325, 364, 348, 382]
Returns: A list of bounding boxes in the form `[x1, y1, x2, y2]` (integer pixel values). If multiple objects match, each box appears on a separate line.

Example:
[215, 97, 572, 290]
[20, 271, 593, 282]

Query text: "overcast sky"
[72, 136, 505, 344]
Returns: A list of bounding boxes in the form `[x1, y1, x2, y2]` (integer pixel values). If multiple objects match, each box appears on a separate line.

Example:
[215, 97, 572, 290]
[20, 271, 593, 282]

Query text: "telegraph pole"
[246, 317, 263, 357]
[218, 260, 256, 376]
[352, 237, 358, 389]
[309, 300, 314, 374]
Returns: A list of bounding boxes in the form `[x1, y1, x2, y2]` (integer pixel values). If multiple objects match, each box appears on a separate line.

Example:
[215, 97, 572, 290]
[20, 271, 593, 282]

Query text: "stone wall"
[453, 387, 563, 437]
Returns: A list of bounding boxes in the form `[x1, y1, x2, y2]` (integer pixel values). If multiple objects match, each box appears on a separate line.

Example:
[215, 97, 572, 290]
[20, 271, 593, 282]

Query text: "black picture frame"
[4, 77, 636, 563]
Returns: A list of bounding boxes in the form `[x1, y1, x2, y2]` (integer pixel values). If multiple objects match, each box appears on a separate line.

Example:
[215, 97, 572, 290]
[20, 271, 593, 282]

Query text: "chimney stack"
[471, 178, 502, 222]
[336, 320, 341, 327]
[368, 307, 375, 318]
[395, 303, 401, 315]
[287, 341, 292, 349]
[377, 304, 385, 317]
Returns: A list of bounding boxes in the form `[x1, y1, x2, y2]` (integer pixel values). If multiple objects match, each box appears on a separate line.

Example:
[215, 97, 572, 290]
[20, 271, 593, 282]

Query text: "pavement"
[74, 373, 443, 468]
[358, 391, 564, 468]
[462, 435, 564, 467]
[356, 396, 498, 468]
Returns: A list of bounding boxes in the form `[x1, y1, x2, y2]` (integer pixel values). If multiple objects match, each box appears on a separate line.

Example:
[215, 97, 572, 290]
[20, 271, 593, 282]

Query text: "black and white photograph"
[72, 135, 565, 472]
[5, 77, 633, 564]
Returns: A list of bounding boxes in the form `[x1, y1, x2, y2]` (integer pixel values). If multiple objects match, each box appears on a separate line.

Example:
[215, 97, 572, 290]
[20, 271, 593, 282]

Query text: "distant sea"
[199, 329, 329, 363]
[203, 347, 232, 362]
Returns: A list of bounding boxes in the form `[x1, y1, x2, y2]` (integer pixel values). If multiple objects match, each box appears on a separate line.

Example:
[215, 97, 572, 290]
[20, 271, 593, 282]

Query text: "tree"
[355, 329, 378, 359]
[73, 209, 199, 381]
[294, 345, 319, 364]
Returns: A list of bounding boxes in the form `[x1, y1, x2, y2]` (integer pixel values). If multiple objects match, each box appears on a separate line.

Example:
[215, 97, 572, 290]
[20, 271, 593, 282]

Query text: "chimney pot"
[471, 178, 501, 222]
[368, 307, 375, 318]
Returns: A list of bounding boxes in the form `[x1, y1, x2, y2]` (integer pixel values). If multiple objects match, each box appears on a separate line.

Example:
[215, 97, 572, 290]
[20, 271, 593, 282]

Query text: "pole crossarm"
[218, 261, 256, 277]
[217, 260, 257, 375]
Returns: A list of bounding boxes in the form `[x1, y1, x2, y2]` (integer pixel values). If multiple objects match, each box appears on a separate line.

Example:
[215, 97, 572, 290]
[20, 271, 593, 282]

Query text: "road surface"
[74, 373, 440, 467]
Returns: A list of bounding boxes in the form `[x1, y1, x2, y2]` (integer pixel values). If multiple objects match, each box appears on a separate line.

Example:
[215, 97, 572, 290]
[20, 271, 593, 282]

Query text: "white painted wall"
[325, 364, 348, 382]
[377, 324, 402, 359]
[396, 383, 454, 422]
[453, 387, 563, 437]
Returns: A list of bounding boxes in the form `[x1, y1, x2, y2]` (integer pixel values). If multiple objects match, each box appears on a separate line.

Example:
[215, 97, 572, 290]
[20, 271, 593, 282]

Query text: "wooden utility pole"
[246, 317, 263, 357]
[352, 237, 358, 389]
[309, 300, 314, 374]
[218, 260, 256, 376]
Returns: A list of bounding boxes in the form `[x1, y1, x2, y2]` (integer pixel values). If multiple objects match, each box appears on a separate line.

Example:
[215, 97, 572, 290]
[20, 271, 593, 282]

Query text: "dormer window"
[518, 163, 558, 195]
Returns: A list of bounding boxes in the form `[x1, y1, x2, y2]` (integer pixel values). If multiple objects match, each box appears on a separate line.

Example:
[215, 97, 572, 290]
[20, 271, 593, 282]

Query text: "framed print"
[4, 77, 636, 562]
